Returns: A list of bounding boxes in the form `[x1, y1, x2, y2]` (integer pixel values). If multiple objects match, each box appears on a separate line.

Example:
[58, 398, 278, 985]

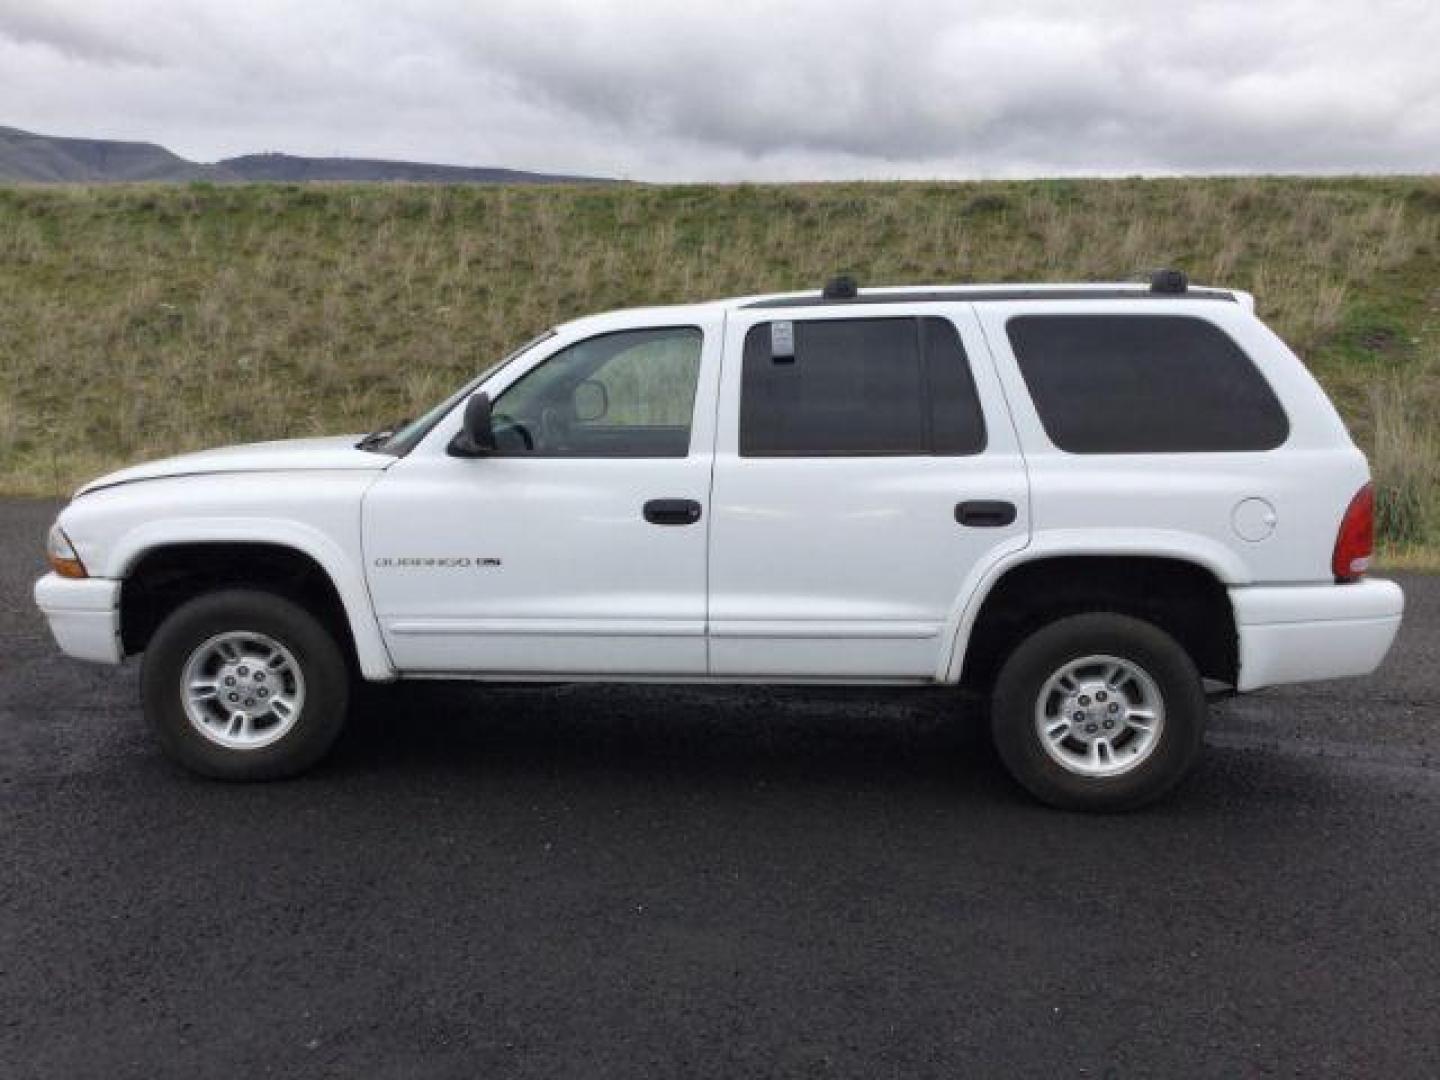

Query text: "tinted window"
[491, 327, 702, 457]
[923, 317, 988, 456]
[740, 317, 986, 457]
[1007, 315, 1289, 453]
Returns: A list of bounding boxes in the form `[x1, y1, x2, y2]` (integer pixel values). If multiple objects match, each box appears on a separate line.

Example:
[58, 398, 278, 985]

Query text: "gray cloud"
[1, 0, 1437, 179]
[0, 1, 158, 65]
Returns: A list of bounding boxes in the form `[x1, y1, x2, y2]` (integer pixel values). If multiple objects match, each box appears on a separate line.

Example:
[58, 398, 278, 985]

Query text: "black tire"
[990, 612, 1206, 811]
[141, 589, 349, 780]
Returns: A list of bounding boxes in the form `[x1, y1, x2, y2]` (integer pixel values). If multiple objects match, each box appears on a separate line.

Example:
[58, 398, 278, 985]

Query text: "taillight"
[1332, 483, 1374, 582]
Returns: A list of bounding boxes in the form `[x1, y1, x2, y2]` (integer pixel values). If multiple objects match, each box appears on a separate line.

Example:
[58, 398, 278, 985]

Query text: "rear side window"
[740, 316, 986, 457]
[1006, 314, 1289, 453]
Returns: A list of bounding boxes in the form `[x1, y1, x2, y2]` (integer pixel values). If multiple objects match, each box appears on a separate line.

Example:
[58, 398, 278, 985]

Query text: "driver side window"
[491, 327, 703, 458]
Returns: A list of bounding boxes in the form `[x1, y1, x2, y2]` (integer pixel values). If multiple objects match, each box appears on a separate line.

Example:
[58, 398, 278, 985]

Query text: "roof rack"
[742, 280, 1234, 310]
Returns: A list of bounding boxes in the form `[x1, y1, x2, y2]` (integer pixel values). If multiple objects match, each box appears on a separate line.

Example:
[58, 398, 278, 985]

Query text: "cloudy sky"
[2, 0, 1438, 180]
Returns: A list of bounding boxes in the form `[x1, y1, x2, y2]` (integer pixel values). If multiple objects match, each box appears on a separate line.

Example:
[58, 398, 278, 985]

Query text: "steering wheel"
[492, 412, 535, 451]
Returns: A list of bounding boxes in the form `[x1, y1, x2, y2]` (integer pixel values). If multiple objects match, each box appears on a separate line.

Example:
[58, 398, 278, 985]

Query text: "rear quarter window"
[1006, 314, 1289, 453]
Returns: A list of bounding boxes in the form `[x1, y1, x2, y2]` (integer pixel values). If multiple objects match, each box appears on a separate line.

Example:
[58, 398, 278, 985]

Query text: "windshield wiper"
[356, 420, 409, 452]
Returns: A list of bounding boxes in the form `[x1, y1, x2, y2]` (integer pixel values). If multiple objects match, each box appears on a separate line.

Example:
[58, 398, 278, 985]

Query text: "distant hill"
[0, 125, 609, 184]
[0, 126, 213, 182]
[216, 152, 602, 184]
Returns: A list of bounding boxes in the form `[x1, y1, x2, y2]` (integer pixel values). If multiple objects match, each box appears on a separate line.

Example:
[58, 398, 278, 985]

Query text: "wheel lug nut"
[1103, 719, 1114, 729]
[237, 666, 249, 676]
[1078, 696, 1091, 707]
[228, 693, 239, 702]
[255, 672, 265, 682]
[1073, 712, 1085, 723]
[224, 677, 235, 686]
[1096, 691, 1107, 702]
[1108, 703, 1120, 714]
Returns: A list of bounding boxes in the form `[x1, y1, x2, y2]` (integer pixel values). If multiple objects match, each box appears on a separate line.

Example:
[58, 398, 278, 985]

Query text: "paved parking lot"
[3, 498, 1437, 1078]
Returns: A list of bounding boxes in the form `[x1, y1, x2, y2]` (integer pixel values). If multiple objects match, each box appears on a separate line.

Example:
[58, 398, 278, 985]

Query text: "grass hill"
[0, 126, 607, 184]
[0, 178, 1435, 564]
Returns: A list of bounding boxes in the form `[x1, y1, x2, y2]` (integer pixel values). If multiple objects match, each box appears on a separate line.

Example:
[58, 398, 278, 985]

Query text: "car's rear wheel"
[141, 589, 349, 780]
[990, 612, 1206, 810]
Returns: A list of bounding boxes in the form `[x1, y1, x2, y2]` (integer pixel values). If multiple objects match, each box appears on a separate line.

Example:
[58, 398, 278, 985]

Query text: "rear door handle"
[956, 500, 1017, 528]
[644, 498, 703, 526]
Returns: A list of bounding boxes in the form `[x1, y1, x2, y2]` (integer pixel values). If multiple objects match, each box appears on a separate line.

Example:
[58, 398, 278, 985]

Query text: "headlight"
[46, 524, 88, 579]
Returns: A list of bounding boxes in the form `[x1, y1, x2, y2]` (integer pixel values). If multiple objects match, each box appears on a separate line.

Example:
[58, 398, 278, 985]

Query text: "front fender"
[59, 472, 395, 681]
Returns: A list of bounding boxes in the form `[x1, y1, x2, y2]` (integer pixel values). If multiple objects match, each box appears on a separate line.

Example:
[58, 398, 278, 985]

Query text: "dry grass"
[1, 177, 1437, 561]
[1369, 372, 1440, 546]
[1379, 545, 1440, 573]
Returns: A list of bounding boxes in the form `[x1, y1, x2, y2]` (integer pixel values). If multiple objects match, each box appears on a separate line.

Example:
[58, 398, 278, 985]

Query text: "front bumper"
[1230, 578, 1404, 692]
[33, 573, 124, 664]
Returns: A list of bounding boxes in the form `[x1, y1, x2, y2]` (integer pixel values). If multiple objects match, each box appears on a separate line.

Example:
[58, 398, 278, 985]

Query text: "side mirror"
[573, 379, 609, 423]
[447, 392, 497, 457]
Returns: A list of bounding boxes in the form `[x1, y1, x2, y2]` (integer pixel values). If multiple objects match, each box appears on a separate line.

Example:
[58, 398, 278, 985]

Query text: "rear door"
[706, 304, 1030, 680]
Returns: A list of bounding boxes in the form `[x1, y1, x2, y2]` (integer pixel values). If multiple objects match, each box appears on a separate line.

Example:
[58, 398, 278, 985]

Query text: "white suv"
[35, 272, 1404, 809]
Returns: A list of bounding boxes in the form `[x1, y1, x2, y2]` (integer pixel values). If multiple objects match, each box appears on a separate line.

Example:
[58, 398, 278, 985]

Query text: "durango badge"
[373, 556, 501, 569]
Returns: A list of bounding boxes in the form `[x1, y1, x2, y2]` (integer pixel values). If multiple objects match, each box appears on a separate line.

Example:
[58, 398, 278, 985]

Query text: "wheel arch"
[112, 522, 394, 681]
[944, 546, 1240, 691]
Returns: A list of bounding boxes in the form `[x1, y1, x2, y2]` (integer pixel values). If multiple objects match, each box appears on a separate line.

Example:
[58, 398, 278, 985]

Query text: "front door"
[706, 304, 1030, 680]
[364, 317, 720, 676]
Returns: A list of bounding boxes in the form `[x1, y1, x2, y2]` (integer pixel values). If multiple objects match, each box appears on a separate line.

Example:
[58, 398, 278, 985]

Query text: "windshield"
[370, 330, 556, 456]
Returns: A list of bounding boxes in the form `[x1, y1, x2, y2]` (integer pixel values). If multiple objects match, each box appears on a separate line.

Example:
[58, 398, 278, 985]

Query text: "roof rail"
[741, 283, 1236, 310]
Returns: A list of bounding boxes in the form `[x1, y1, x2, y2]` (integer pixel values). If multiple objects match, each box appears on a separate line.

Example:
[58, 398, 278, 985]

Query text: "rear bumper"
[33, 573, 124, 664]
[1230, 578, 1404, 691]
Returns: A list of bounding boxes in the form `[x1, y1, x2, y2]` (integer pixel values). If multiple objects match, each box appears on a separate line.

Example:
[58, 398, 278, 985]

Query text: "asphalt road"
[2, 497, 1437, 1079]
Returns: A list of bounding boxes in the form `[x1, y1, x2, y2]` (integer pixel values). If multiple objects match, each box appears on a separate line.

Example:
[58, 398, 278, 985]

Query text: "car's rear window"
[1006, 314, 1289, 453]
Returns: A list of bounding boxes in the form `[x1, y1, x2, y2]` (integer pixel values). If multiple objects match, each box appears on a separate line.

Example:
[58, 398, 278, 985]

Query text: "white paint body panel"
[363, 310, 723, 675]
[974, 300, 1369, 586]
[46, 469, 396, 680]
[76, 435, 379, 496]
[1230, 578, 1404, 690]
[707, 303, 1029, 679]
[33, 574, 123, 663]
[32, 283, 1403, 698]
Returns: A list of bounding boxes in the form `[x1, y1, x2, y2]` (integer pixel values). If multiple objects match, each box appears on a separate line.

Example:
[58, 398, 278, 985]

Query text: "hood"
[76, 435, 391, 496]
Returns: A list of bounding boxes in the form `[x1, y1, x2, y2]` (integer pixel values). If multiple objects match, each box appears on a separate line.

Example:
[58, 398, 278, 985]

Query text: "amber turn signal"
[46, 524, 88, 579]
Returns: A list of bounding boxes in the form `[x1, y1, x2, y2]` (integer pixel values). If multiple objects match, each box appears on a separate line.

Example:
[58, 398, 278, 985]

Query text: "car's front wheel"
[990, 612, 1207, 811]
[141, 589, 349, 780]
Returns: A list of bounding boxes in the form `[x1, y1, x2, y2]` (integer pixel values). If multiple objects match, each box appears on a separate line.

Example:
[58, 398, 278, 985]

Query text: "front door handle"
[644, 498, 703, 526]
[956, 500, 1017, 528]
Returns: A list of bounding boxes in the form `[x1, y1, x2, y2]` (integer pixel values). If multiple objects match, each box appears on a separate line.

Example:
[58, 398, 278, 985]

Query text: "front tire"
[990, 613, 1206, 811]
[141, 589, 349, 780]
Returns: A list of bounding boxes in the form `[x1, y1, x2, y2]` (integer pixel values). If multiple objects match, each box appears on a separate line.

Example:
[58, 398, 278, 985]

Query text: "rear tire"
[990, 612, 1206, 811]
[141, 589, 349, 780]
